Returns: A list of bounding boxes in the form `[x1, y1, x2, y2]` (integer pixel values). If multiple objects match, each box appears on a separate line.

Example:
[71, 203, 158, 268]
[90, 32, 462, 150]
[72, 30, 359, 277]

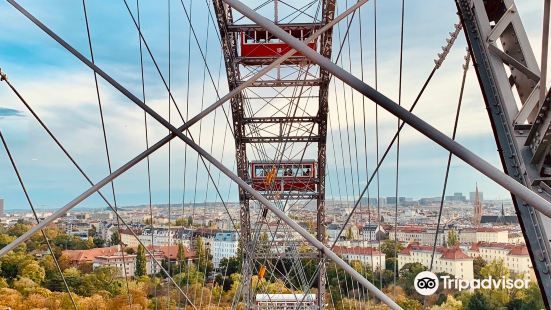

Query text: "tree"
[177, 242, 188, 270]
[0, 234, 16, 248]
[86, 237, 95, 249]
[93, 237, 105, 248]
[52, 234, 90, 250]
[219, 257, 241, 275]
[473, 256, 486, 279]
[430, 295, 463, 310]
[7, 223, 31, 237]
[12, 277, 39, 296]
[380, 239, 404, 260]
[381, 239, 404, 273]
[87, 225, 97, 238]
[386, 257, 398, 273]
[447, 229, 459, 246]
[195, 236, 213, 274]
[398, 262, 427, 296]
[510, 282, 545, 310]
[345, 226, 354, 240]
[0, 252, 34, 281]
[480, 258, 510, 279]
[477, 260, 511, 308]
[21, 261, 45, 284]
[466, 291, 492, 310]
[63, 267, 83, 292]
[110, 231, 120, 246]
[187, 216, 193, 227]
[175, 217, 186, 226]
[135, 244, 147, 277]
[92, 266, 121, 295]
[174, 264, 205, 286]
[397, 296, 422, 310]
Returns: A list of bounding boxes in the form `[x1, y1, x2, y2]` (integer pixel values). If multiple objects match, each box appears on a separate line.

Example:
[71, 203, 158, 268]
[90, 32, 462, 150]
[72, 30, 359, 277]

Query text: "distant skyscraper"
[0, 199, 4, 217]
[470, 190, 483, 202]
[473, 185, 482, 226]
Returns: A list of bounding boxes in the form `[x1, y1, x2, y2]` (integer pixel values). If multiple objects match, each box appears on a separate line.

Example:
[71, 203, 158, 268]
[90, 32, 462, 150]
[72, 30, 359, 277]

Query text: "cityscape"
[0, 184, 543, 309]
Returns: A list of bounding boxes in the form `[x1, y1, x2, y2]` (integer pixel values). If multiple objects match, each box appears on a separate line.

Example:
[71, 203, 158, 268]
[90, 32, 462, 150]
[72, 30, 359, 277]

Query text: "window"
[267, 32, 280, 43]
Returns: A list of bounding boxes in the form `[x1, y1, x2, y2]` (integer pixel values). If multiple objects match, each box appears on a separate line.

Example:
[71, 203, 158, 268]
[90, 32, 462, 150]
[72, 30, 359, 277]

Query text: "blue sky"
[0, 0, 547, 211]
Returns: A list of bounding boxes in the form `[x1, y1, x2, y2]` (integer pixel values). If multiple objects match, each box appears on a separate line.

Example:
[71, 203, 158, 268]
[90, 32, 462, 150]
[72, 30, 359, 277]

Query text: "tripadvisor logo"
[414, 271, 439, 296]
[414, 271, 530, 295]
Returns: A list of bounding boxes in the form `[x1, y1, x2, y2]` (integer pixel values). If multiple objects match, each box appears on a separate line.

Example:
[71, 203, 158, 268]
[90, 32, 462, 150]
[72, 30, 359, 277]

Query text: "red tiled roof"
[397, 226, 426, 233]
[440, 247, 471, 260]
[476, 227, 508, 232]
[463, 227, 508, 233]
[119, 228, 142, 235]
[145, 245, 195, 260]
[469, 243, 480, 251]
[333, 246, 381, 256]
[399, 247, 412, 255]
[63, 246, 120, 263]
[509, 245, 529, 256]
[468, 242, 529, 256]
[399, 244, 471, 260]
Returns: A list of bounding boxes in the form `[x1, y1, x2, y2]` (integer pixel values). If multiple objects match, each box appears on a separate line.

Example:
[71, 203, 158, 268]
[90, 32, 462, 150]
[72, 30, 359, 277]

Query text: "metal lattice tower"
[213, 0, 334, 306]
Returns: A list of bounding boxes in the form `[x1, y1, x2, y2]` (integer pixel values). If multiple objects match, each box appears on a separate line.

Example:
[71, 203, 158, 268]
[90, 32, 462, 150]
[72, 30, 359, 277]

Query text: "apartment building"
[466, 242, 534, 280]
[459, 227, 508, 244]
[398, 244, 473, 280]
[333, 246, 385, 270]
[389, 226, 447, 246]
[212, 232, 239, 268]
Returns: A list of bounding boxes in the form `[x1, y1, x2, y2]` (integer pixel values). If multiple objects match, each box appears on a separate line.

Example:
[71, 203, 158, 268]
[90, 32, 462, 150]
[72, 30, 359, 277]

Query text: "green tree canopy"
[135, 244, 147, 277]
[380, 239, 404, 260]
[447, 229, 459, 246]
[174, 264, 205, 286]
[398, 262, 427, 296]
[20, 261, 45, 284]
[473, 256, 486, 279]
[110, 231, 120, 246]
[480, 258, 510, 279]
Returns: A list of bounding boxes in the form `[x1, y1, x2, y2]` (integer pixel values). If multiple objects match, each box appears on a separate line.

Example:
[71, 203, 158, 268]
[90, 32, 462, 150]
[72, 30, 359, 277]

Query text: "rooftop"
[333, 246, 382, 256]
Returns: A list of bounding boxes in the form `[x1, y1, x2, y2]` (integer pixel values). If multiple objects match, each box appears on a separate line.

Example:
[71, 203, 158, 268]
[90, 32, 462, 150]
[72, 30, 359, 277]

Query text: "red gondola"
[250, 160, 317, 192]
[240, 29, 317, 58]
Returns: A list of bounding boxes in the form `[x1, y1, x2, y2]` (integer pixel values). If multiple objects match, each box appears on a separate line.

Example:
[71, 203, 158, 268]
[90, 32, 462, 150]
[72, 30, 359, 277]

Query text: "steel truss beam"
[242, 116, 318, 124]
[316, 0, 334, 303]
[242, 135, 320, 143]
[227, 22, 323, 32]
[245, 192, 318, 200]
[456, 0, 551, 305]
[236, 56, 313, 65]
[211, 2, 253, 303]
[255, 252, 319, 259]
[237, 79, 321, 87]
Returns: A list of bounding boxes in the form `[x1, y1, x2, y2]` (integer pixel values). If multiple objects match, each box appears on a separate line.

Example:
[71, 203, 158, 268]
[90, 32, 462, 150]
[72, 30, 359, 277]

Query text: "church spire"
[473, 183, 482, 226]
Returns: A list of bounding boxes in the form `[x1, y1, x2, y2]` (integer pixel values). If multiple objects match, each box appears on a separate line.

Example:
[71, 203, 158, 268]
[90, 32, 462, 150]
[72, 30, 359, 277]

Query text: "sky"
[0, 0, 547, 211]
